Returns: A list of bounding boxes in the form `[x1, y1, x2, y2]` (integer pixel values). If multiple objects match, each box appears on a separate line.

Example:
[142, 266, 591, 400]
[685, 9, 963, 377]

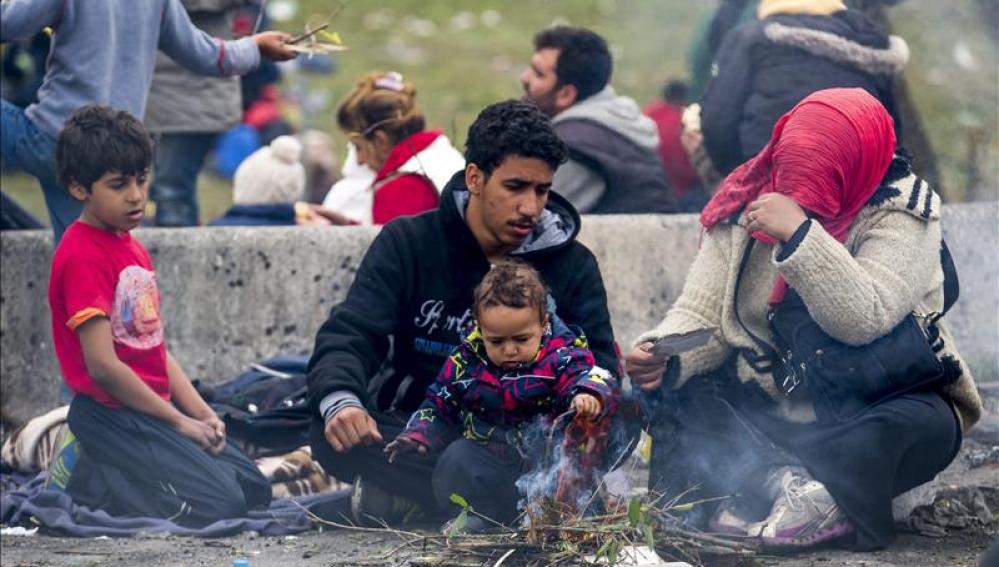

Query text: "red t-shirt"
[48, 222, 170, 407]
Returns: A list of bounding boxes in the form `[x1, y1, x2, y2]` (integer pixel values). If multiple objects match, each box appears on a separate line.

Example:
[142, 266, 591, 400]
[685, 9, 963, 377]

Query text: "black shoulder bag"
[733, 238, 959, 424]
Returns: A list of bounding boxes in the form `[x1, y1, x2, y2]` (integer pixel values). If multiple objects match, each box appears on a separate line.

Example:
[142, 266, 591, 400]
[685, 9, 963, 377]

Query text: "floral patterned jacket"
[398, 312, 617, 451]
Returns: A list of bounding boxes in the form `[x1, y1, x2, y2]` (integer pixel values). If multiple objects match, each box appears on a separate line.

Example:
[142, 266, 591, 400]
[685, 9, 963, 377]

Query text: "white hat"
[233, 136, 306, 205]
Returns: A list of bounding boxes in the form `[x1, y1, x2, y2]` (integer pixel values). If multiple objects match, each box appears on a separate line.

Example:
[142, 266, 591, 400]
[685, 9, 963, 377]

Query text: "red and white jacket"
[323, 130, 465, 225]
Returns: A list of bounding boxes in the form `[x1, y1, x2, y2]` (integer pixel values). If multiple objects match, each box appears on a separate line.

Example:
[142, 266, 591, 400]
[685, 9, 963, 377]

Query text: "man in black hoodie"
[306, 100, 619, 522]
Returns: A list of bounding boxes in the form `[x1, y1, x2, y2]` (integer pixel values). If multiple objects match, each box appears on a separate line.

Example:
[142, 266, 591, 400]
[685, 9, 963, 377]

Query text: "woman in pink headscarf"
[626, 89, 981, 551]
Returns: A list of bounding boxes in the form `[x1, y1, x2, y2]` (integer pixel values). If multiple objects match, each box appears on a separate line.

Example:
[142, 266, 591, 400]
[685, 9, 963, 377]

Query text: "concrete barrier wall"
[2, 203, 996, 426]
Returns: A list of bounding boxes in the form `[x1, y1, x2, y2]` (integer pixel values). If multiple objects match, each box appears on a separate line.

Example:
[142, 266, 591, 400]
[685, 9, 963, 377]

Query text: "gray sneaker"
[350, 476, 424, 526]
[709, 503, 754, 536]
[756, 468, 853, 547]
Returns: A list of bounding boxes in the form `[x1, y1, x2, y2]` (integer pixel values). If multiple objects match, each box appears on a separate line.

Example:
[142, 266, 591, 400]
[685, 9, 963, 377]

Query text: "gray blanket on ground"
[0, 473, 350, 537]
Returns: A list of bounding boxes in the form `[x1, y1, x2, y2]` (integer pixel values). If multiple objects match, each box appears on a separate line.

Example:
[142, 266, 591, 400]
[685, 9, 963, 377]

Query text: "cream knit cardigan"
[637, 172, 983, 430]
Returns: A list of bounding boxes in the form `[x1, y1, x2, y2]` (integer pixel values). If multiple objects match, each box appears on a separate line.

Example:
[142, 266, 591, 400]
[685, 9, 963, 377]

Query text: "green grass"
[0, 171, 234, 226]
[2, 0, 995, 225]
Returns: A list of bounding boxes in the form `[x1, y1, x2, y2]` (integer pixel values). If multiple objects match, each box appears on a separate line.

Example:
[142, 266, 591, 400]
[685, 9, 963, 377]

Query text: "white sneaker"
[757, 468, 853, 547]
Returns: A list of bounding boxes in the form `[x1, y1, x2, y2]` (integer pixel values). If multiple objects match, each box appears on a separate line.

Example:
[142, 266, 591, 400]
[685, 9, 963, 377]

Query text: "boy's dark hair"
[464, 100, 567, 176]
[56, 104, 153, 190]
[533, 26, 612, 102]
[473, 259, 548, 323]
[663, 80, 689, 105]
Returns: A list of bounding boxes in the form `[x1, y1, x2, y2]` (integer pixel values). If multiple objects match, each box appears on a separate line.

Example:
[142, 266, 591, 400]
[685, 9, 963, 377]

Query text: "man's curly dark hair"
[464, 100, 567, 177]
[534, 26, 612, 102]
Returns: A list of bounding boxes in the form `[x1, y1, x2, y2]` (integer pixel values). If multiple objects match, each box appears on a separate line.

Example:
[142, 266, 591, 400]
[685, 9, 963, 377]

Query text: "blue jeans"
[1, 99, 82, 241]
[149, 132, 217, 227]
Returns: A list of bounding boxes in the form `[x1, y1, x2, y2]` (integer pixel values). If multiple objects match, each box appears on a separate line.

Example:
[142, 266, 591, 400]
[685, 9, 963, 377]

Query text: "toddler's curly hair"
[473, 259, 548, 323]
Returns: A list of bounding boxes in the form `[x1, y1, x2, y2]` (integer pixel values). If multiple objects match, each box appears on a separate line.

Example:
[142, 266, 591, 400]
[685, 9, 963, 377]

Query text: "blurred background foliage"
[2, 0, 995, 224]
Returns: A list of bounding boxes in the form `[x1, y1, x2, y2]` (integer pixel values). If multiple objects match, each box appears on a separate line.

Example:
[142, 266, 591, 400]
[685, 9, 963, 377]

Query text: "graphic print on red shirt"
[48, 222, 169, 407]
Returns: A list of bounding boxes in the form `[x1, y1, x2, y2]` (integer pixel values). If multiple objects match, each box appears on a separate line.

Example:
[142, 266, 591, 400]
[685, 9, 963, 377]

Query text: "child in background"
[211, 135, 357, 227]
[48, 105, 271, 526]
[385, 259, 618, 532]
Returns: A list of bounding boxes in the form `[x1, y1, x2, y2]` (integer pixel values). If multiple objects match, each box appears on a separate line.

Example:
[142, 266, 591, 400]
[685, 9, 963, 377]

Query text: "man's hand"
[252, 31, 298, 61]
[175, 415, 222, 453]
[571, 393, 602, 420]
[383, 436, 428, 464]
[625, 343, 670, 392]
[745, 193, 808, 242]
[324, 406, 383, 453]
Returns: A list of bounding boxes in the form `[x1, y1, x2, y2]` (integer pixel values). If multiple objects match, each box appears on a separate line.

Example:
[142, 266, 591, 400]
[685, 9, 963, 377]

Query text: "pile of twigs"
[303, 492, 758, 567]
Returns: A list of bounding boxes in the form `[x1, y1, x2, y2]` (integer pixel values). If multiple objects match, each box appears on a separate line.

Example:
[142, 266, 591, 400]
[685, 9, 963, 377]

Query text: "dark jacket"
[307, 172, 619, 415]
[209, 203, 295, 226]
[399, 312, 617, 451]
[551, 86, 675, 215]
[556, 120, 677, 214]
[701, 10, 907, 174]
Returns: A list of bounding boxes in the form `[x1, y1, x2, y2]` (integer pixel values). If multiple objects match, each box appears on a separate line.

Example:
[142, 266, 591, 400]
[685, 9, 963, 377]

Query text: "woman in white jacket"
[323, 71, 464, 225]
[626, 88, 981, 551]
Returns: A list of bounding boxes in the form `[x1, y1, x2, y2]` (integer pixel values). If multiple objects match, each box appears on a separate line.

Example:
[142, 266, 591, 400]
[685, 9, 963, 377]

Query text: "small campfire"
[306, 487, 758, 567]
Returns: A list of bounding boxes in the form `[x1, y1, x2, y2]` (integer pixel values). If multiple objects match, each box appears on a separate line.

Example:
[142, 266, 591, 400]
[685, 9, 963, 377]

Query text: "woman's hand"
[295, 203, 360, 226]
[571, 393, 602, 420]
[383, 436, 428, 464]
[625, 343, 669, 392]
[746, 193, 808, 242]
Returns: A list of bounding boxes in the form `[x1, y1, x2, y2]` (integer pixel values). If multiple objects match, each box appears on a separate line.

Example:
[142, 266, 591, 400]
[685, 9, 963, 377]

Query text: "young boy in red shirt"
[48, 105, 270, 526]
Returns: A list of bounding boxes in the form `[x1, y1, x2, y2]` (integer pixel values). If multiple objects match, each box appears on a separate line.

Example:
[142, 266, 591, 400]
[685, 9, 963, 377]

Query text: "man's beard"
[521, 90, 559, 117]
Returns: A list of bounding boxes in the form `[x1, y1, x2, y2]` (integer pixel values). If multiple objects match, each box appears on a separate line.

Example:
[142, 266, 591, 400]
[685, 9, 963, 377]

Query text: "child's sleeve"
[554, 338, 619, 416]
[60, 256, 115, 332]
[157, 1, 260, 77]
[397, 347, 467, 451]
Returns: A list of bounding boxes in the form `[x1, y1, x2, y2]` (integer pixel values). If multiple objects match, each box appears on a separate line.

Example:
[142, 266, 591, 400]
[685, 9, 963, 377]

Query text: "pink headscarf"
[700, 88, 897, 302]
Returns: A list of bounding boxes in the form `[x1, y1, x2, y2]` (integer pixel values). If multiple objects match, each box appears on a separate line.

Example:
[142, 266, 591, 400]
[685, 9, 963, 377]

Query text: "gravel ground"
[1, 525, 995, 567]
[2, 440, 995, 567]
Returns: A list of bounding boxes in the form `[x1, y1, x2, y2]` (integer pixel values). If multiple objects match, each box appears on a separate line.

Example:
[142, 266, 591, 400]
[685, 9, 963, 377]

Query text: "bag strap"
[733, 239, 780, 373]
[922, 239, 959, 353]
[733, 239, 806, 395]
[940, 239, 959, 315]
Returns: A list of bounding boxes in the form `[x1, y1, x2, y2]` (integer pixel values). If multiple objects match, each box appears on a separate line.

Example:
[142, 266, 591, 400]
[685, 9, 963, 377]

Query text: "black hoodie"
[701, 10, 907, 174]
[307, 172, 618, 415]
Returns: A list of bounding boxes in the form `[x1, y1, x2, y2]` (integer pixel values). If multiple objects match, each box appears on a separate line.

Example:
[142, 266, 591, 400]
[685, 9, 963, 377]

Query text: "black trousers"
[309, 410, 443, 515]
[310, 413, 565, 523]
[648, 375, 962, 550]
[432, 439, 524, 523]
[66, 395, 272, 527]
[310, 409, 639, 523]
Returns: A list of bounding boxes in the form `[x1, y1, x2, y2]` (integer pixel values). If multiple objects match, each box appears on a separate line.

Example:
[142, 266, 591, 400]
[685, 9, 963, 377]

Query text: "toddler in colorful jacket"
[385, 259, 617, 530]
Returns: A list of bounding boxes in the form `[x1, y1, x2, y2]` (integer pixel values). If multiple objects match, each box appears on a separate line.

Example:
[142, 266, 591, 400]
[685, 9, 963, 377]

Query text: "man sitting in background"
[520, 26, 676, 214]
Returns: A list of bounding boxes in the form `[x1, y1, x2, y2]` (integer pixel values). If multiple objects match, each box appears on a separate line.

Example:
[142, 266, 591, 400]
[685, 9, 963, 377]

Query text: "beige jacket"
[637, 171, 982, 430]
